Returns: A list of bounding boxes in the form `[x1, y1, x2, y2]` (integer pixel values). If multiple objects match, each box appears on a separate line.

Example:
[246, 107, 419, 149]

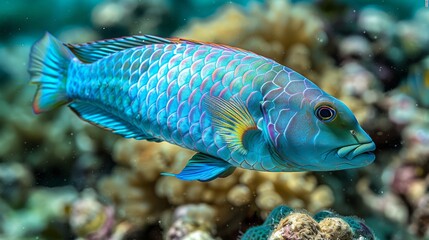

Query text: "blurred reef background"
[1, 0, 429, 239]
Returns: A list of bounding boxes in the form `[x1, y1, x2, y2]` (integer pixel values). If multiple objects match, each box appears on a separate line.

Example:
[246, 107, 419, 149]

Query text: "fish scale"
[68, 44, 267, 162]
[29, 33, 376, 181]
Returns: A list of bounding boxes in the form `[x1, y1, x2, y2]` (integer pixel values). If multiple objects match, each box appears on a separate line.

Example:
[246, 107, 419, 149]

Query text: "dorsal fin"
[175, 38, 253, 54]
[64, 35, 180, 63]
[65, 35, 252, 63]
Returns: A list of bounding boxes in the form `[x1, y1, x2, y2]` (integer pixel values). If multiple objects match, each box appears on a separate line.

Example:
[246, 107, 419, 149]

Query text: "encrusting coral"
[241, 205, 375, 240]
[163, 204, 217, 240]
[97, 139, 334, 237]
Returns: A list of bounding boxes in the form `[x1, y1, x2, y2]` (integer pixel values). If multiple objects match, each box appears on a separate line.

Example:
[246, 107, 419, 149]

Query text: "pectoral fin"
[161, 153, 235, 181]
[204, 96, 257, 155]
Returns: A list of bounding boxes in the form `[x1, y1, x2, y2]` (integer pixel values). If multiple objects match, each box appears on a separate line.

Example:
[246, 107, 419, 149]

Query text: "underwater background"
[1, 0, 429, 239]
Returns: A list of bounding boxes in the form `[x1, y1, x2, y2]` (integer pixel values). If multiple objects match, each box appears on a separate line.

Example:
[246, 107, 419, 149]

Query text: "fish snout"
[337, 141, 376, 160]
[350, 129, 372, 144]
[337, 128, 376, 161]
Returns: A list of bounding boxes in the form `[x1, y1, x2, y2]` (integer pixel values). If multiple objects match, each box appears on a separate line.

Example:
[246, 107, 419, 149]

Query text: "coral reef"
[97, 139, 334, 238]
[357, 112, 429, 238]
[241, 205, 375, 240]
[3, 0, 429, 239]
[355, 62, 429, 238]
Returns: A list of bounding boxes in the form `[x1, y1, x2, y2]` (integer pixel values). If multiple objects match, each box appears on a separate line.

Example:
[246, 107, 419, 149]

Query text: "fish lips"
[337, 141, 376, 164]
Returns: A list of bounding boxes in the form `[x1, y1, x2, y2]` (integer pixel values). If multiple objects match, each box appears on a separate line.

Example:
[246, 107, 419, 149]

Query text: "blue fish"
[28, 33, 376, 181]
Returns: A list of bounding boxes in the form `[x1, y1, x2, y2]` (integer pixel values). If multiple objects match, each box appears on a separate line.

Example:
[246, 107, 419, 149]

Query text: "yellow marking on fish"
[205, 96, 257, 155]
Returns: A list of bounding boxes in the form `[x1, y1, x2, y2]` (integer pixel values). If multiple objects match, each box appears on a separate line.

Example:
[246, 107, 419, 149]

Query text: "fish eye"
[315, 105, 336, 122]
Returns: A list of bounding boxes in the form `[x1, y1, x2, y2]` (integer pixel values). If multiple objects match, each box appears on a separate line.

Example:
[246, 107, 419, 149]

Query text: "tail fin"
[28, 32, 74, 114]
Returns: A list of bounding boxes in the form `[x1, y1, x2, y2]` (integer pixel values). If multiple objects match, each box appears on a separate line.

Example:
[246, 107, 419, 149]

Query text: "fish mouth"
[337, 142, 376, 161]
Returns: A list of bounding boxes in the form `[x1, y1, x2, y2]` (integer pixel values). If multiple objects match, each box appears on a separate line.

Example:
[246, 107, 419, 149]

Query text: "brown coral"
[269, 212, 320, 240]
[318, 217, 353, 240]
[268, 212, 353, 240]
[97, 139, 334, 235]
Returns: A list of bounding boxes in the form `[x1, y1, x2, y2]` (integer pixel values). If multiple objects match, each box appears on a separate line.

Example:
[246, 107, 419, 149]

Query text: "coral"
[357, 177, 409, 224]
[97, 141, 187, 228]
[337, 62, 381, 101]
[269, 212, 320, 239]
[241, 205, 374, 240]
[357, 7, 394, 47]
[383, 93, 419, 126]
[357, 99, 429, 237]
[6, 0, 429, 239]
[163, 204, 217, 240]
[318, 217, 352, 239]
[338, 35, 372, 61]
[283, 44, 312, 76]
[68, 189, 115, 240]
[401, 123, 429, 163]
[97, 139, 334, 236]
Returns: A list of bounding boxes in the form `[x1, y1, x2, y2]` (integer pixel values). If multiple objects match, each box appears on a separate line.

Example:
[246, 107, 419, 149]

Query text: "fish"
[28, 33, 376, 181]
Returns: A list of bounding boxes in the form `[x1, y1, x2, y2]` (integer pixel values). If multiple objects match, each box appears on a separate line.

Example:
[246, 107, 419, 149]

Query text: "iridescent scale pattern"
[66, 43, 320, 171]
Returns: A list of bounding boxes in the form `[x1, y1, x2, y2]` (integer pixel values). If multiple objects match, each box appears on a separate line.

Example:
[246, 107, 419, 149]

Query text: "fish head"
[261, 93, 375, 171]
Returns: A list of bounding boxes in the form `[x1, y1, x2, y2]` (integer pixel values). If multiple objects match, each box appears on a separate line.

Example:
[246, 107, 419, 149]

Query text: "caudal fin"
[28, 33, 74, 114]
